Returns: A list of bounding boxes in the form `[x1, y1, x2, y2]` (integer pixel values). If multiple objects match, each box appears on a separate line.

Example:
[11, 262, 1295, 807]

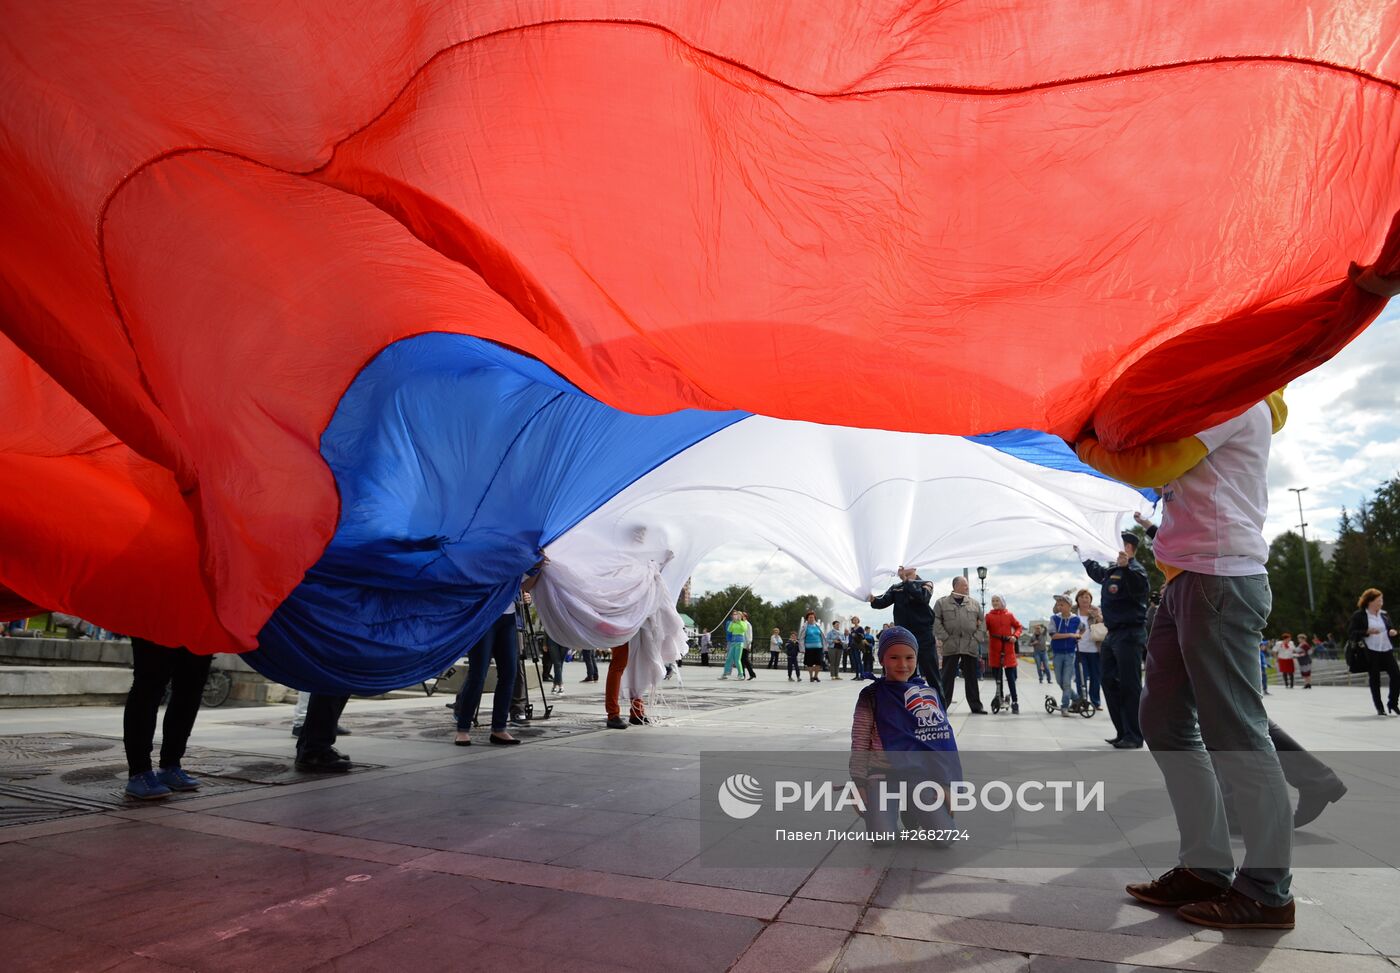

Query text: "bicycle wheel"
[1079, 702, 1095, 718]
[202, 669, 232, 708]
[1044, 697, 1056, 714]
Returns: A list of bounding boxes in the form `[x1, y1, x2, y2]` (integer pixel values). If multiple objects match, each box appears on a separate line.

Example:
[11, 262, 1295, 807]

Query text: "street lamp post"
[1288, 487, 1316, 613]
[976, 566, 989, 671]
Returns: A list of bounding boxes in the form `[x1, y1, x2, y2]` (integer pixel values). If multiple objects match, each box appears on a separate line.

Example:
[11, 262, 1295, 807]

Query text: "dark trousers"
[741, 648, 756, 678]
[297, 693, 350, 758]
[1102, 627, 1146, 744]
[547, 638, 567, 687]
[910, 626, 940, 690]
[863, 646, 875, 678]
[1269, 721, 1343, 793]
[1365, 649, 1400, 712]
[582, 649, 599, 680]
[786, 651, 801, 678]
[993, 665, 1018, 703]
[1222, 719, 1345, 836]
[768, 650, 779, 668]
[940, 654, 982, 711]
[123, 638, 213, 776]
[455, 613, 519, 733]
[511, 656, 529, 718]
[1078, 652, 1102, 706]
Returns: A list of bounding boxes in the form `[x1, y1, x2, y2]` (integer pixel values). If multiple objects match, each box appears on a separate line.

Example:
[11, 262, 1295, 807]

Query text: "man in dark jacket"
[1080, 531, 1149, 748]
[869, 567, 938, 688]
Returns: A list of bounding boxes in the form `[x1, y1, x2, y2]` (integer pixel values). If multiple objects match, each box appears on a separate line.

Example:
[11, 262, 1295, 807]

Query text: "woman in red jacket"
[985, 595, 1025, 713]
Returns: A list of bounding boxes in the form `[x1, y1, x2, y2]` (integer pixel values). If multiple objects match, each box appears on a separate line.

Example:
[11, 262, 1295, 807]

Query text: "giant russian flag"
[1, 2, 1396, 691]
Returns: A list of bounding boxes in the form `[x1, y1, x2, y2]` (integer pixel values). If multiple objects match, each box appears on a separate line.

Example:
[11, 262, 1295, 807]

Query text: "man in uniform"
[1079, 531, 1150, 749]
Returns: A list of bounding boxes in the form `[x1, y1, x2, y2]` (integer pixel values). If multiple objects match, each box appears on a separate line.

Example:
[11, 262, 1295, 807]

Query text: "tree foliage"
[687, 584, 828, 645]
[1128, 525, 1167, 593]
[1266, 530, 1331, 637]
[1267, 474, 1400, 640]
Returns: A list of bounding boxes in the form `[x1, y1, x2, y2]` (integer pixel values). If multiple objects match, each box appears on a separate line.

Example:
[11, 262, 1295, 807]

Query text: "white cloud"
[1266, 306, 1400, 542]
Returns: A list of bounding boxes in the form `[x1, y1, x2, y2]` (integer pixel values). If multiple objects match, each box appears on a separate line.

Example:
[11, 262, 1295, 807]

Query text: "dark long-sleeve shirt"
[870, 580, 936, 631]
[1081, 557, 1149, 630]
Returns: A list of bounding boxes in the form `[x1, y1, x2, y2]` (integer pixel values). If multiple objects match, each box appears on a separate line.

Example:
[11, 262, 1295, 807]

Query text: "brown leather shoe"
[1126, 867, 1229, 907]
[1176, 888, 1295, 929]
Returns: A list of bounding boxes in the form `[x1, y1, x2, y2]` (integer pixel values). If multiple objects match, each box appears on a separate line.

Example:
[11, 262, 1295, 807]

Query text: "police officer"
[1079, 532, 1149, 748]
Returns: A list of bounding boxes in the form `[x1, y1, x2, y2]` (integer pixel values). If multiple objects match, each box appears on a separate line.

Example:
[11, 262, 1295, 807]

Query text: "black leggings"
[993, 665, 1019, 703]
[123, 638, 213, 776]
[1366, 650, 1400, 712]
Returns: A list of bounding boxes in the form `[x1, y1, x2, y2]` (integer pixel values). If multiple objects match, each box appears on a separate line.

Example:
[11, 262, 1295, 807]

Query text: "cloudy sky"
[689, 304, 1400, 628]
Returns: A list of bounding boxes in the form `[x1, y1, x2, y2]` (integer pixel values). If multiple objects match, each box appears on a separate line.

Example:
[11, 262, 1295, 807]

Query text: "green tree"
[1320, 507, 1367, 639]
[1316, 483, 1400, 640]
[1128, 525, 1166, 593]
[1265, 530, 1330, 637]
[686, 584, 825, 649]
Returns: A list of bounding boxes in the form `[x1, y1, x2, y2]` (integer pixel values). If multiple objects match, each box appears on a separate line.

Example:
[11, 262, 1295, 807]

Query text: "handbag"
[1345, 639, 1370, 674]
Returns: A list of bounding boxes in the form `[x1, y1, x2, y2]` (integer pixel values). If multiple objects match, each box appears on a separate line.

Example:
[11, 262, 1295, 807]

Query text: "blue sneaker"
[156, 766, 201, 792]
[125, 770, 172, 800]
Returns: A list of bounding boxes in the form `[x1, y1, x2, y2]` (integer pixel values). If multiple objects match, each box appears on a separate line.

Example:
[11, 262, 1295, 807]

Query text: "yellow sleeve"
[1075, 434, 1208, 490]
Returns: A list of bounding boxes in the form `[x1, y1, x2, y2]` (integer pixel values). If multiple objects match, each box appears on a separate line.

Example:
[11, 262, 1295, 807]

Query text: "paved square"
[2, 663, 1397, 972]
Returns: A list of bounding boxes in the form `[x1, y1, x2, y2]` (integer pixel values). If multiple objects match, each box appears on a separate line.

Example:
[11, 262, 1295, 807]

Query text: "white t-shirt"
[1276, 640, 1295, 660]
[1153, 400, 1271, 576]
[1077, 612, 1099, 654]
[1365, 610, 1390, 652]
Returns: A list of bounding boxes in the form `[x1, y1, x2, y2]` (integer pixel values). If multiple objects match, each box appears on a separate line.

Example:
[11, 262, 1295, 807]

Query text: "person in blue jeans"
[1030, 624, 1051, 683]
[455, 566, 542, 746]
[784, 632, 802, 682]
[1049, 594, 1082, 715]
[1073, 592, 1104, 710]
[581, 647, 600, 682]
[847, 617, 868, 679]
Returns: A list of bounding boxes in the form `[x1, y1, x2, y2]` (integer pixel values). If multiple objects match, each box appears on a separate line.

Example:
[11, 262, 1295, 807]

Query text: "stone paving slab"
[858, 907, 1394, 973]
[731, 923, 850, 972]
[838, 933, 1031, 972]
[873, 867, 1376, 955]
[1, 673, 1397, 971]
